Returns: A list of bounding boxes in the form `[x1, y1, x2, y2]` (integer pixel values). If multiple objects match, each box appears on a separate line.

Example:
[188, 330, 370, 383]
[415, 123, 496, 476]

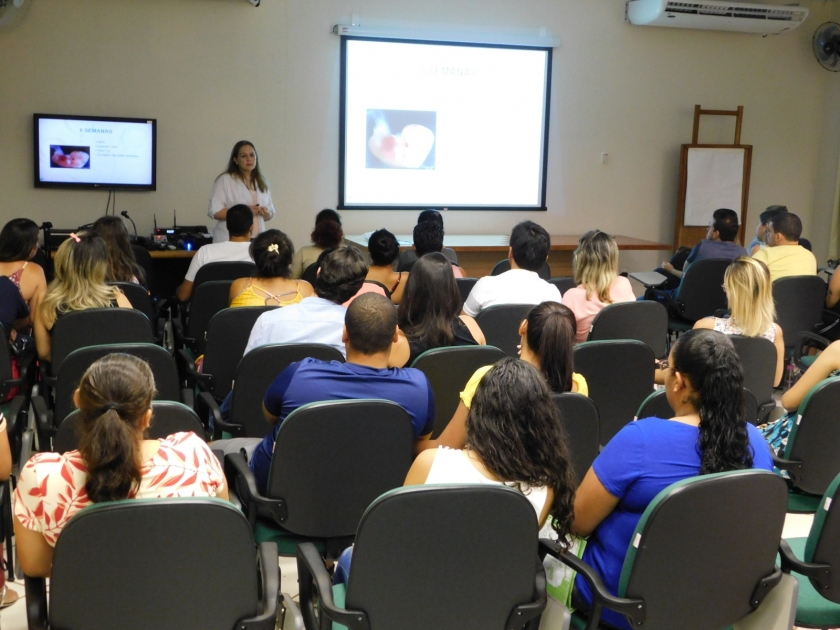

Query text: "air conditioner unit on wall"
[626, 0, 809, 34]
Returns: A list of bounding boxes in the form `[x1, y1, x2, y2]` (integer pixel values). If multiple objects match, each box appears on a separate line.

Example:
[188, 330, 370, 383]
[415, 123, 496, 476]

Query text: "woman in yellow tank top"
[229, 230, 315, 307]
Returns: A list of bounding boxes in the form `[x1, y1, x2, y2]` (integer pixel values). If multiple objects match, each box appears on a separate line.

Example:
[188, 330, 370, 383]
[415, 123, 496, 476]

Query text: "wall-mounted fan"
[814, 22, 840, 72]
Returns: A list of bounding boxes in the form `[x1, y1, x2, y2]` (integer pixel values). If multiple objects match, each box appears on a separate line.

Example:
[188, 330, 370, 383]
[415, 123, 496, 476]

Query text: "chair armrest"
[505, 557, 547, 630]
[6, 394, 25, 434]
[20, 429, 35, 467]
[281, 593, 304, 630]
[539, 538, 646, 630]
[225, 452, 287, 529]
[24, 575, 48, 630]
[197, 391, 242, 440]
[38, 362, 56, 389]
[30, 395, 54, 438]
[772, 454, 804, 486]
[177, 349, 214, 393]
[779, 540, 831, 590]
[237, 541, 280, 630]
[794, 331, 832, 366]
[297, 542, 369, 630]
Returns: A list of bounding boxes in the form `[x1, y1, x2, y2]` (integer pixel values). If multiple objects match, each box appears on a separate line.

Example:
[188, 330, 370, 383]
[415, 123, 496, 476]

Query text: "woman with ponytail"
[571, 329, 772, 630]
[14, 354, 227, 577]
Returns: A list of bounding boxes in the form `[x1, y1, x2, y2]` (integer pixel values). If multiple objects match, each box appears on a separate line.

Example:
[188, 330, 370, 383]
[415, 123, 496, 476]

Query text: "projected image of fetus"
[50, 145, 90, 169]
[366, 110, 436, 169]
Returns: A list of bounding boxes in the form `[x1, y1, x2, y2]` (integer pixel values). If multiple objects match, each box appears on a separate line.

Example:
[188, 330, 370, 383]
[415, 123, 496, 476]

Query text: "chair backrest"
[230, 343, 345, 438]
[551, 392, 600, 483]
[54, 343, 182, 426]
[186, 280, 233, 356]
[109, 281, 154, 321]
[410, 346, 508, 438]
[474, 303, 534, 357]
[130, 244, 153, 290]
[51, 308, 154, 372]
[491, 258, 550, 280]
[346, 485, 540, 630]
[55, 401, 204, 454]
[636, 387, 760, 425]
[200, 306, 276, 399]
[301, 262, 319, 285]
[548, 276, 577, 296]
[674, 258, 732, 322]
[803, 472, 840, 603]
[784, 376, 840, 496]
[455, 277, 478, 308]
[192, 261, 256, 288]
[573, 340, 654, 445]
[617, 471, 787, 630]
[729, 335, 777, 409]
[267, 400, 415, 537]
[588, 301, 669, 359]
[772, 275, 827, 350]
[50, 498, 261, 630]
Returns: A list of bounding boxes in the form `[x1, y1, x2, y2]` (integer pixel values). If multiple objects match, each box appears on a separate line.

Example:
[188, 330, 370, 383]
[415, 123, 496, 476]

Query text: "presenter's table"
[346, 234, 671, 278]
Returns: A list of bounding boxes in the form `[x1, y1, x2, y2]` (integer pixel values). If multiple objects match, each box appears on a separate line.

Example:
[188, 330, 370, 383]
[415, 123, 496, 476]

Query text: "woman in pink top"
[562, 230, 636, 344]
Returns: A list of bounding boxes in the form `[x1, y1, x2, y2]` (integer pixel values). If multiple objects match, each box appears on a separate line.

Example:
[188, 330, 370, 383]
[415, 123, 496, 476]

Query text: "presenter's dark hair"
[315, 209, 342, 226]
[760, 206, 787, 225]
[251, 229, 294, 278]
[413, 222, 444, 257]
[398, 253, 461, 348]
[345, 293, 398, 355]
[510, 221, 550, 271]
[226, 204, 254, 237]
[670, 329, 753, 475]
[0, 218, 39, 263]
[368, 229, 400, 267]
[712, 208, 740, 242]
[76, 353, 156, 503]
[769, 211, 803, 242]
[315, 246, 367, 304]
[223, 140, 268, 192]
[526, 301, 577, 393]
[417, 209, 444, 228]
[93, 216, 145, 286]
[466, 358, 577, 544]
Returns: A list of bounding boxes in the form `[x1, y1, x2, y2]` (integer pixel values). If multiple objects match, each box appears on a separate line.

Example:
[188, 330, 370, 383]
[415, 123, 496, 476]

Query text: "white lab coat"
[207, 173, 276, 242]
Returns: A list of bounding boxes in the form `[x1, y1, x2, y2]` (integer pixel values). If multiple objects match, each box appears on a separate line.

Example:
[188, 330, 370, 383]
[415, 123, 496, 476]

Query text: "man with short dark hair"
[410, 222, 465, 277]
[176, 204, 254, 301]
[397, 209, 459, 271]
[661, 208, 746, 282]
[462, 221, 561, 316]
[748, 205, 787, 255]
[753, 211, 816, 281]
[249, 292, 436, 492]
[244, 245, 368, 356]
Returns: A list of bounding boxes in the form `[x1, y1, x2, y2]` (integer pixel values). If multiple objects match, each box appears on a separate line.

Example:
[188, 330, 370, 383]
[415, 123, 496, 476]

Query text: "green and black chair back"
[548, 276, 577, 296]
[183, 280, 233, 356]
[729, 334, 778, 422]
[410, 345, 507, 437]
[636, 387, 760, 425]
[666, 258, 731, 331]
[588, 300, 669, 359]
[773, 275, 826, 354]
[475, 303, 536, 357]
[551, 392, 600, 483]
[192, 261, 256, 289]
[455, 277, 477, 308]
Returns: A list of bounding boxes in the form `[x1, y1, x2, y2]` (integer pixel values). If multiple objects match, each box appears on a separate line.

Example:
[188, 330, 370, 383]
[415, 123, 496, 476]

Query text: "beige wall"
[1, 0, 838, 273]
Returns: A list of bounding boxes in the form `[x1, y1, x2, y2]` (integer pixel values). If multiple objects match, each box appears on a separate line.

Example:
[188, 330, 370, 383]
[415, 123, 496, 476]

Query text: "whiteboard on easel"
[684, 147, 745, 226]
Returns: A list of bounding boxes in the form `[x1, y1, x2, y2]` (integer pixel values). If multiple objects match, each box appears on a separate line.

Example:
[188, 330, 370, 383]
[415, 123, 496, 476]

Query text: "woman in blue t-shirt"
[572, 329, 774, 629]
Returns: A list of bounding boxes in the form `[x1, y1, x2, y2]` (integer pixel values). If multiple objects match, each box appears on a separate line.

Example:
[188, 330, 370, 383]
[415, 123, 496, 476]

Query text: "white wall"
[1, 0, 837, 269]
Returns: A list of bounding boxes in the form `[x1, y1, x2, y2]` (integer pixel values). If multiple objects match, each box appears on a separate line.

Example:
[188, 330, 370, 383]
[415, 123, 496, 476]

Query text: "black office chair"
[226, 399, 415, 558]
[773, 275, 826, 361]
[410, 345, 507, 438]
[455, 277, 478, 308]
[636, 387, 760, 425]
[551, 392, 600, 483]
[130, 244, 154, 291]
[588, 300, 669, 359]
[109, 281, 153, 320]
[474, 303, 534, 357]
[179, 280, 233, 356]
[729, 335, 778, 423]
[548, 276, 577, 296]
[294, 485, 546, 630]
[201, 343, 345, 439]
[192, 261, 256, 289]
[0, 322, 35, 452]
[543, 470, 787, 630]
[491, 258, 551, 280]
[301, 262, 319, 286]
[25, 498, 279, 630]
[574, 340, 654, 445]
[55, 401, 205, 454]
[658, 258, 732, 332]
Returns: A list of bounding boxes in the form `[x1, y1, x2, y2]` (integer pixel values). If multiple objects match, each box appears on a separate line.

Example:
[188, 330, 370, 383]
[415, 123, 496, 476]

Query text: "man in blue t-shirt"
[249, 293, 436, 493]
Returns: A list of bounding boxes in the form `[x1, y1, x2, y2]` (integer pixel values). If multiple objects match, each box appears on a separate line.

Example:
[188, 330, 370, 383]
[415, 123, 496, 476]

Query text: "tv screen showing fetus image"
[50, 145, 91, 169]
[340, 37, 551, 210]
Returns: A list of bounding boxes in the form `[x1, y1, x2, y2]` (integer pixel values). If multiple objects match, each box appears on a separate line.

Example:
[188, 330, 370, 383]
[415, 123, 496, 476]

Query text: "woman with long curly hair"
[571, 329, 772, 630]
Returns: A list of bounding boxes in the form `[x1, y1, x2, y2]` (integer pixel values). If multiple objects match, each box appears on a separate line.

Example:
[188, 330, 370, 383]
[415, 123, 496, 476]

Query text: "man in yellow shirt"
[752, 211, 816, 281]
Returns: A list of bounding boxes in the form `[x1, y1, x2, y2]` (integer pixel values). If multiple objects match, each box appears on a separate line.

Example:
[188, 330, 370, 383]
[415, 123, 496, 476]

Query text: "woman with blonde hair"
[562, 230, 635, 343]
[34, 231, 132, 361]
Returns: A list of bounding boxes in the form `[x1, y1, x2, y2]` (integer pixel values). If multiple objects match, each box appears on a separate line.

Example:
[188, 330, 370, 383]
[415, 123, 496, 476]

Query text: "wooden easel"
[673, 105, 752, 251]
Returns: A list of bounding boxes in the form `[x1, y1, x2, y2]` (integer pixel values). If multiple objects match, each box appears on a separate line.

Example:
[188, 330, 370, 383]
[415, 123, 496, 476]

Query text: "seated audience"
[397, 209, 458, 271]
[420, 301, 587, 453]
[391, 252, 485, 367]
[34, 232, 132, 362]
[572, 329, 773, 630]
[752, 211, 816, 281]
[244, 245, 367, 357]
[335, 357, 577, 584]
[563, 230, 635, 343]
[0, 218, 47, 339]
[748, 205, 786, 255]
[463, 221, 561, 316]
[176, 204, 254, 301]
[14, 353, 227, 577]
[290, 209, 345, 279]
[365, 229, 408, 303]
[400, 221, 464, 277]
[230, 229, 314, 307]
[92, 215, 146, 286]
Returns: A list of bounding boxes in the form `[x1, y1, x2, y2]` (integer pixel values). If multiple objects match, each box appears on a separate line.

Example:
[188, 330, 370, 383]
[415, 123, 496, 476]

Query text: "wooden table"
[346, 234, 671, 278]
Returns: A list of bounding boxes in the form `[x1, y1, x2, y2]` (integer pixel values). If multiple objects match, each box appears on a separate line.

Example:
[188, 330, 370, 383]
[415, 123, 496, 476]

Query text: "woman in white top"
[208, 140, 275, 242]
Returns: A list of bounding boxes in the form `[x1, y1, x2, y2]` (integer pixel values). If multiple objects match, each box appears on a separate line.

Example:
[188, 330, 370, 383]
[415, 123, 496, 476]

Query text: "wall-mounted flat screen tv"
[34, 113, 156, 190]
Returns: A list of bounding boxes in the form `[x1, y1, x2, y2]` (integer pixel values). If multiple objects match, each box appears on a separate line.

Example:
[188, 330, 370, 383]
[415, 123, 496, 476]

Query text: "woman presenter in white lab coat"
[208, 140, 276, 242]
